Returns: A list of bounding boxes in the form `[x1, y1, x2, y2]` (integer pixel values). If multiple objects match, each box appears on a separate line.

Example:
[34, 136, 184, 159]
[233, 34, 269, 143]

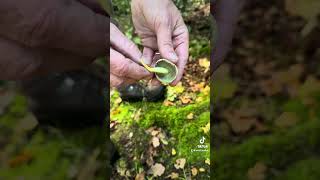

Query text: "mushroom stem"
[140, 58, 169, 74]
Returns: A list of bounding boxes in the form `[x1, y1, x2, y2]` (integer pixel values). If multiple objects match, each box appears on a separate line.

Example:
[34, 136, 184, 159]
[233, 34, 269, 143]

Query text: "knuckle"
[126, 41, 137, 51]
[116, 61, 129, 77]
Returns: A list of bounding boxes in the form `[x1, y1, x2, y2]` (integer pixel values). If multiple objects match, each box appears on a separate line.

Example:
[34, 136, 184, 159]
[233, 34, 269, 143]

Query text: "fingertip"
[169, 52, 179, 63]
[142, 47, 154, 65]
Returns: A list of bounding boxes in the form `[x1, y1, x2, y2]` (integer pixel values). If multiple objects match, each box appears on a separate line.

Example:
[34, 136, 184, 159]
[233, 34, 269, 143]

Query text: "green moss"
[275, 158, 320, 180]
[212, 119, 320, 180]
[174, 112, 210, 161]
[111, 90, 210, 162]
[0, 95, 28, 127]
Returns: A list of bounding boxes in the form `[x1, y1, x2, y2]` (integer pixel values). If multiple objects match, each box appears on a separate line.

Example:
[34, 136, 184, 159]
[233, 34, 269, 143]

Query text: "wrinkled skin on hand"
[110, 23, 151, 88]
[131, 0, 189, 86]
[0, 0, 108, 80]
[211, 0, 245, 73]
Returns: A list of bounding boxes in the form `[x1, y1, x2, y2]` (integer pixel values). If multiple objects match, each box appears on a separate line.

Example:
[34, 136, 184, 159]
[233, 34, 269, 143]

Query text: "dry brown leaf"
[227, 117, 257, 134]
[199, 58, 210, 73]
[247, 162, 267, 180]
[135, 172, 145, 180]
[205, 158, 210, 165]
[191, 167, 198, 176]
[8, 151, 33, 168]
[151, 130, 160, 136]
[202, 123, 210, 134]
[180, 95, 193, 104]
[254, 121, 269, 134]
[164, 100, 175, 106]
[191, 82, 205, 92]
[274, 112, 299, 128]
[151, 163, 165, 177]
[166, 172, 179, 179]
[187, 113, 194, 120]
[174, 158, 186, 169]
[152, 137, 160, 148]
[259, 78, 282, 96]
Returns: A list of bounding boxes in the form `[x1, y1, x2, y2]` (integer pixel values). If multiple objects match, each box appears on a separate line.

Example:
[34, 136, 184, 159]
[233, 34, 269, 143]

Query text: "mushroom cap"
[155, 59, 178, 85]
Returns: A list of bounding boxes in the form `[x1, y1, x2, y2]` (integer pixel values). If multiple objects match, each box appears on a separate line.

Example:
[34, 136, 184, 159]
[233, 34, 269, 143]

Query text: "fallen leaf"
[164, 100, 175, 106]
[180, 95, 193, 104]
[199, 58, 210, 73]
[191, 167, 198, 176]
[152, 137, 160, 148]
[135, 172, 145, 180]
[151, 163, 165, 177]
[205, 158, 210, 165]
[151, 130, 160, 136]
[274, 112, 299, 128]
[166, 172, 179, 179]
[227, 117, 256, 134]
[174, 158, 186, 169]
[247, 162, 267, 180]
[202, 123, 210, 134]
[187, 113, 194, 120]
[191, 82, 205, 92]
[8, 151, 33, 168]
[172, 148, 177, 156]
[259, 78, 282, 96]
[128, 132, 133, 139]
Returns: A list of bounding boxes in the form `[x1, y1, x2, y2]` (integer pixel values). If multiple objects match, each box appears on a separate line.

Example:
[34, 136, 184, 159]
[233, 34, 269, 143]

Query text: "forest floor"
[110, 1, 211, 179]
[213, 0, 320, 179]
[0, 84, 108, 179]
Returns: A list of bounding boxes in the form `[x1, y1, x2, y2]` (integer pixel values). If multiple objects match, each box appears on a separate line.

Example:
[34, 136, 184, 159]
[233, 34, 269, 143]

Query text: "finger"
[156, 24, 179, 64]
[142, 47, 154, 65]
[0, 0, 108, 58]
[212, 0, 245, 72]
[171, 28, 189, 86]
[110, 23, 142, 63]
[0, 37, 93, 80]
[110, 73, 136, 88]
[110, 48, 150, 80]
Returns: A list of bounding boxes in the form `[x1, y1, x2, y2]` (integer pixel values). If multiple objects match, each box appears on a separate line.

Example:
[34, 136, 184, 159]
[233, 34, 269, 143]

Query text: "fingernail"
[141, 56, 151, 65]
[170, 52, 179, 62]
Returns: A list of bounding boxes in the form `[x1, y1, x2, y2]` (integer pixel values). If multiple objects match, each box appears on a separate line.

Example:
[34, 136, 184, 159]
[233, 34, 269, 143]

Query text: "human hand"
[110, 23, 151, 87]
[0, 0, 107, 80]
[211, 0, 245, 73]
[131, 0, 189, 86]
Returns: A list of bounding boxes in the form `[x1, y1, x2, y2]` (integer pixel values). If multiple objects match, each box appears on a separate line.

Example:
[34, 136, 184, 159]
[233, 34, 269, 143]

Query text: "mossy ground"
[212, 0, 320, 179]
[111, 88, 210, 179]
[111, 1, 211, 179]
[0, 92, 108, 179]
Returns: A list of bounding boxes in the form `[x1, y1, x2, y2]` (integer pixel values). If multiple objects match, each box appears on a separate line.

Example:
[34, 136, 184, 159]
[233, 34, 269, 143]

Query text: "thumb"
[156, 25, 178, 64]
